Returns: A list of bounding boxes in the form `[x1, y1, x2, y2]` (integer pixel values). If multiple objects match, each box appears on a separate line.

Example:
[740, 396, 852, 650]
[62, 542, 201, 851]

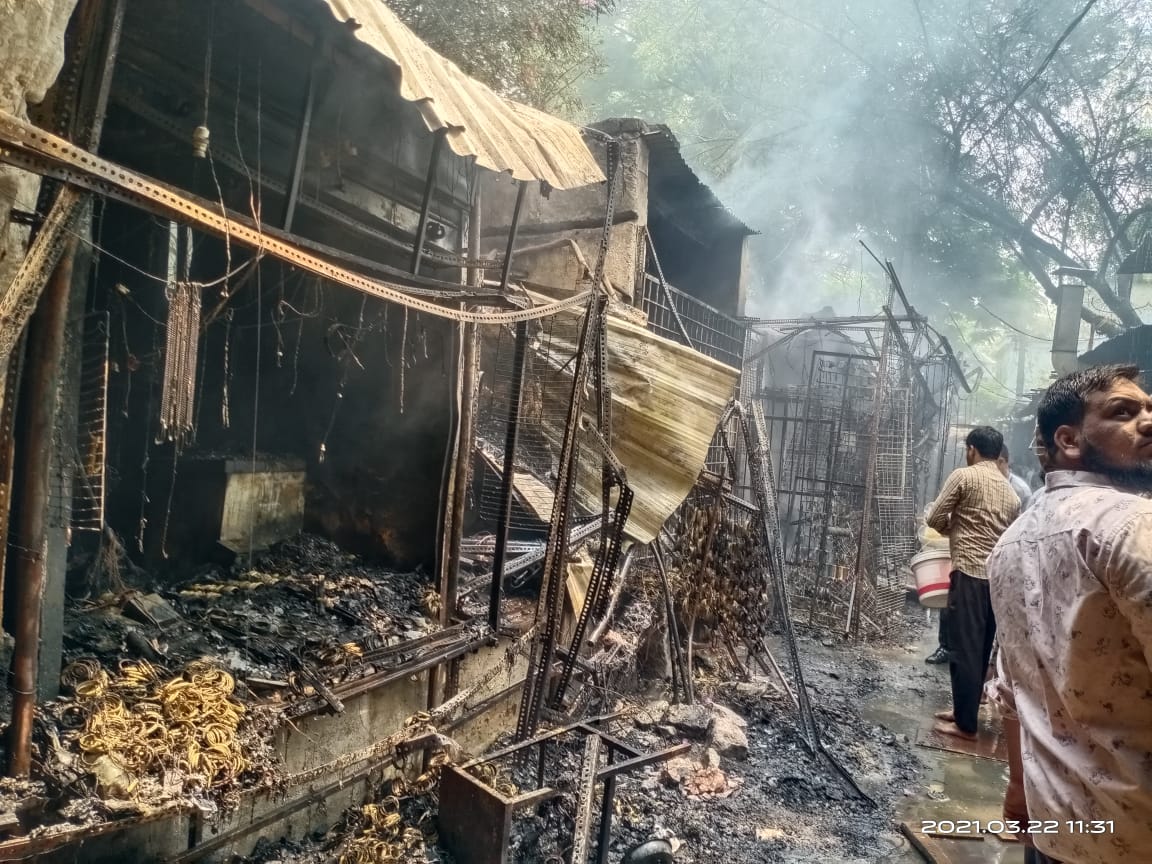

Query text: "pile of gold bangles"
[339, 799, 428, 864]
[63, 658, 249, 796]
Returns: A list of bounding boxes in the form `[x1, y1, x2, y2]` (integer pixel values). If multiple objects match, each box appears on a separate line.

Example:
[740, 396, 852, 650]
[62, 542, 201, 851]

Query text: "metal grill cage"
[474, 312, 604, 539]
[738, 310, 962, 638]
[639, 276, 745, 369]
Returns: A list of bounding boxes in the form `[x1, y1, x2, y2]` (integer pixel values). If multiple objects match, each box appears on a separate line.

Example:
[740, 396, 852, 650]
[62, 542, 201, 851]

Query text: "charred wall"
[82, 0, 478, 575]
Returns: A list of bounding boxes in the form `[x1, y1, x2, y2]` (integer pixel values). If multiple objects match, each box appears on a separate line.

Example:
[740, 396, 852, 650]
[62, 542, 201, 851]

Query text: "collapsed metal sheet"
[320, 0, 605, 191]
[535, 303, 739, 544]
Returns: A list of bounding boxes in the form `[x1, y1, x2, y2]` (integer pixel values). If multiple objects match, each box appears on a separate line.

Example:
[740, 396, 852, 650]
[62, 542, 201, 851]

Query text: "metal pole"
[810, 357, 857, 627]
[498, 182, 528, 292]
[487, 182, 529, 631]
[283, 41, 322, 231]
[596, 753, 618, 864]
[79, 0, 125, 151]
[652, 539, 691, 704]
[410, 130, 446, 276]
[7, 0, 123, 777]
[0, 337, 25, 626]
[848, 308, 894, 640]
[440, 188, 483, 695]
[8, 240, 76, 777]
[488, 320, 528, 631]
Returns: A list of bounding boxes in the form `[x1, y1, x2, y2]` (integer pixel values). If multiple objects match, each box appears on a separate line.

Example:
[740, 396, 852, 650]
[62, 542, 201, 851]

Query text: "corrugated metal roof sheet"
[644, 124, 757, 238]
[319, 0, 605, 191]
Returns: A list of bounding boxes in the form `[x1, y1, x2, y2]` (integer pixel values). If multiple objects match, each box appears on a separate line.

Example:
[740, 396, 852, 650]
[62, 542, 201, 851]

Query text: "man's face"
[1060, 378, 1152, 490]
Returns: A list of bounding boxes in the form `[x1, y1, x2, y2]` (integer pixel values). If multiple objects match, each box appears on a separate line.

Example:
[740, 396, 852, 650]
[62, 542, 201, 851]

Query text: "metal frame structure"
[439, 717, 689, 864]
[737, 261, 969, 637]
[639, 274, 745, 369]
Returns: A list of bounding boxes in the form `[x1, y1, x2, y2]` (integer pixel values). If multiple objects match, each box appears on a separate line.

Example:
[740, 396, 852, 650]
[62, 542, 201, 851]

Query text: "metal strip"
[570, 733, 601, 864]
[516, 138, 622, 742]
[489, 319, 529, 631]
[643, 228, 694, 349]
[0, 184, 86, 367]
[0, 112, 590, 325]
[552, 486, 632, 706]
[410, 130, 446, 275]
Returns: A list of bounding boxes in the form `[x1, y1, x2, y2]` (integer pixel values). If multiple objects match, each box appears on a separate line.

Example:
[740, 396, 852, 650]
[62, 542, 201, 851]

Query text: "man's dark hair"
[999, 444, 1009, 460]
[965, 426, 1003, 459]
[1037, 364, 1141, 453]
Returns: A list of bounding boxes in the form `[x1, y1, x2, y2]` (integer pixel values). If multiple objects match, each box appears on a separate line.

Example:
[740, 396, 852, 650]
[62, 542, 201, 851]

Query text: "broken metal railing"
[439, 715, 689, 864]
[643, 228, 695, 350]
[71, 311, 110, 533]
[639, 273, 746, 369]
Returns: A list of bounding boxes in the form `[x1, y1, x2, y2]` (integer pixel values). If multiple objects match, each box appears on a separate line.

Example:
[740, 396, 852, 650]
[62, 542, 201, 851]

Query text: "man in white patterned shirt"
[988, 364, 1152, 864]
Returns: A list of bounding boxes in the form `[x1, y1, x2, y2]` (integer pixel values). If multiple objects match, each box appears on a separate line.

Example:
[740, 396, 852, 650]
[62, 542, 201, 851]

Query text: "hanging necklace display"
[158, 224, 201, 445]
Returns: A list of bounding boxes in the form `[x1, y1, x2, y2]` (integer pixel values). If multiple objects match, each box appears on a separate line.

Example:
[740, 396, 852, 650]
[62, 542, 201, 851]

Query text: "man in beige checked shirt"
[989, 364, 1152, 864]
[926, 425, 1019, 740]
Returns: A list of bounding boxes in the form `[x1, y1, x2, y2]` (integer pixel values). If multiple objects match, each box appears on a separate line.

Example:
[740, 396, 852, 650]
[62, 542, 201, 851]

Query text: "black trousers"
[946, 569, 996, 734]
[937, 607, 950, 651]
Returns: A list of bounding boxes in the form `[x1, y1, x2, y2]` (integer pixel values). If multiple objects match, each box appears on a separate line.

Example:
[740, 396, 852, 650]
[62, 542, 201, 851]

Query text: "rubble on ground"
[238, 604, 928, 864]
[0, 533, 442, 839]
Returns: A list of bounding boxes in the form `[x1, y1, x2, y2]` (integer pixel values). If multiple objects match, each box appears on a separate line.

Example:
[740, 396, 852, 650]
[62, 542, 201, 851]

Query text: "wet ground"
[859, 607, 1025, 864]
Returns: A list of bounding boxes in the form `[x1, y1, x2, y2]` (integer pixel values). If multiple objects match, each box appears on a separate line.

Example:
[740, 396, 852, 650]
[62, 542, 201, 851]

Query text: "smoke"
[580, 0, 1127, 388]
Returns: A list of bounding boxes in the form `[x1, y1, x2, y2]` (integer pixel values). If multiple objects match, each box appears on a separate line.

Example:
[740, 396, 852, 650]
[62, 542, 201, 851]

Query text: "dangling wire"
[247, 262, 263, 560]
[399, 308, 408, 414]
[273, 267, 286, 368]
[221, 308, 233, 428]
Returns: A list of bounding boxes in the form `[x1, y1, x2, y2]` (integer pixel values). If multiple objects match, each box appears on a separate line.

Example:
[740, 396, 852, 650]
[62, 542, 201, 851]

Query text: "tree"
[385, 0, 615, 115]
[585, 0, 1151, 345]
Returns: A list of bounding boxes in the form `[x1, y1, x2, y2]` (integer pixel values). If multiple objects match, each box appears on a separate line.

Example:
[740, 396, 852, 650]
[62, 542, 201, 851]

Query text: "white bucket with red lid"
[909, 548, 951, 608]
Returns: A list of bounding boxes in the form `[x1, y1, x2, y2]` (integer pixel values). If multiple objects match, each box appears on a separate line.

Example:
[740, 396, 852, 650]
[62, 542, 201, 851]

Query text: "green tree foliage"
[385, 0, 615, 115]
[585, 0, 1151, 345]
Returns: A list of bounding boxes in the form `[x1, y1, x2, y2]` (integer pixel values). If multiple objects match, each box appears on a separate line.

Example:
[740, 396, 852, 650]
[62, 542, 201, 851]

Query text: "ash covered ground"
[0, 534, 439, 839]
[245, 603, 933, 864]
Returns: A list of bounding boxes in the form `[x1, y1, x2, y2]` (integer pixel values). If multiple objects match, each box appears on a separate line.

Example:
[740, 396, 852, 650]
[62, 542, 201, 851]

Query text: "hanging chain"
[158, 281, 201, 445]
[221, 308, 233, 428]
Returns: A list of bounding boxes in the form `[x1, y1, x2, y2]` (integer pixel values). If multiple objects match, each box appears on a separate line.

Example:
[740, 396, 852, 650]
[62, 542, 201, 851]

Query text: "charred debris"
[0, 1, 968, 861]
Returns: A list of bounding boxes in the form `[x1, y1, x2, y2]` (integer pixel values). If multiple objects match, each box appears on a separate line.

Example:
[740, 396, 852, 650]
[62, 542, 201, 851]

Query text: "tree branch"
[1012, 243, 1123, 337]
[948, 175, 1142, 327]
[1029, 98, 1132, 259]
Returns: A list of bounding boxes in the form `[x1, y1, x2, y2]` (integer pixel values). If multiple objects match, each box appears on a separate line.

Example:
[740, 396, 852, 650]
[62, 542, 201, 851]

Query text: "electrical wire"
[974, 300, 1048, 341]
[61, 223, 257, 290]
[945, 312, 1018, 398]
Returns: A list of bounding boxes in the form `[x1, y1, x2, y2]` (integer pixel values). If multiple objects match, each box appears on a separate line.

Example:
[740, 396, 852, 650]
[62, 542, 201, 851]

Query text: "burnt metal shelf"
[439, 717, 689, 864]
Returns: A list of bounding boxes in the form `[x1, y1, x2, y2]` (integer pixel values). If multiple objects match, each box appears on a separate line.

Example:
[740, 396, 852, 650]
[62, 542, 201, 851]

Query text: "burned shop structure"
[0, 0, 748, 859]
[739, 267, 972, 638]
[0, 2, 971, 861]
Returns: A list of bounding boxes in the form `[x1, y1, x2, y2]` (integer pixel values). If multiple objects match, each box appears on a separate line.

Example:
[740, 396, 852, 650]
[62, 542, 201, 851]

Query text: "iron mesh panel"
[738, 315, 958, 638]
[640, 276, 745, 369]
[474, 313, 599, 537]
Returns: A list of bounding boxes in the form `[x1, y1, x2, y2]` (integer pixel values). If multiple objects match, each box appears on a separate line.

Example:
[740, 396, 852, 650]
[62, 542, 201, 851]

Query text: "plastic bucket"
[909, 549, 952, 608]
